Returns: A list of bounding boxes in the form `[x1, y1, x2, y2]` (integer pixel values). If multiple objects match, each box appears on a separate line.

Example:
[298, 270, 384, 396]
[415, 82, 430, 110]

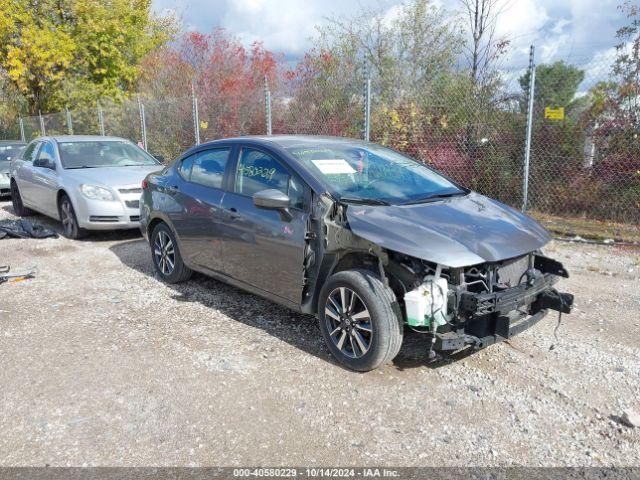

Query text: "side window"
[178, 154, 195, 180]
[235, 148, 305, 210]
[37, 142, 56, 162]
[190, 148, 230, 189]
[21, 142, 40, 163]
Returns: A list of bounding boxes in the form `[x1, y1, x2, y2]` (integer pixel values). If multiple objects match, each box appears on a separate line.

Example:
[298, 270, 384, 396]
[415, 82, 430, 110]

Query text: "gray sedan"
[140, 135, 574, 371]
[10, 135, 162, 238]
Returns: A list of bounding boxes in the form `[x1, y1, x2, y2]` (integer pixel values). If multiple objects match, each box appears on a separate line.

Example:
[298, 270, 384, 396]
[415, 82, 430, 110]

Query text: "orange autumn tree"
[139, 29, 280, 142]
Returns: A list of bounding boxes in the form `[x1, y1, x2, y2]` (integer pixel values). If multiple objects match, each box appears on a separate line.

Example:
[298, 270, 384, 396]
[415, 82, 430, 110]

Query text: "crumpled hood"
[66, 165, 162, 188]
[346, 192, 551, 268]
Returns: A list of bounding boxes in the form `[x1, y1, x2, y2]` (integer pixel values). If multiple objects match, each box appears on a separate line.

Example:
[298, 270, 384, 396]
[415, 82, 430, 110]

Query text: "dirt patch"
[1, 201, 639, 467]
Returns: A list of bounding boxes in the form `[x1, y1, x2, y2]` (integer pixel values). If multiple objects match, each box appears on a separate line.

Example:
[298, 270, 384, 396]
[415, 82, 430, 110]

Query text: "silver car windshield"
[58, 141, 159, 169]
[286, 142, 464, 205]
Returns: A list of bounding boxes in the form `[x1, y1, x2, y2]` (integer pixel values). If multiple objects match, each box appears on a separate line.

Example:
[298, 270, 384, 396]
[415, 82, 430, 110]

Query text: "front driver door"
[31, 141, 60, 217]
[220, 146, 309, 304]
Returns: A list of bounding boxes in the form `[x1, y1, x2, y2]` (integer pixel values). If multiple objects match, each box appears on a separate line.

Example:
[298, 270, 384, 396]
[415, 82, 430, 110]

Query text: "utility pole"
[38, 111, 45, 136]
[264, 76, 272, 136]
[364, 77, 371, 142]
[97, 102, 105, 136]
[137, 95, 148, 150]
[19, 117, 25, 142]
[65, 107, 73, 135]
[522, 45, 536, 212]
[192, 83, 200, 145]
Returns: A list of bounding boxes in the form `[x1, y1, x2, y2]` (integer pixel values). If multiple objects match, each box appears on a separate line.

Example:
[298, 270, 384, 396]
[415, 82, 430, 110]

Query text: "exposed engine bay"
[301, 194, 574, 354]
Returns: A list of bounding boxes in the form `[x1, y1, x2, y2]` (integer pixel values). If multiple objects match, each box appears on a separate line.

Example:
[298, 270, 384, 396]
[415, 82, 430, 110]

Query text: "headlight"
[80, 184, 116, 201]
[0, 173, 8, 181]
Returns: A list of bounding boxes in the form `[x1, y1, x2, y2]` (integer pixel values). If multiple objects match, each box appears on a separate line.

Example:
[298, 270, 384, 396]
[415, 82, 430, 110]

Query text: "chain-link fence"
[1, 46, 638, 224]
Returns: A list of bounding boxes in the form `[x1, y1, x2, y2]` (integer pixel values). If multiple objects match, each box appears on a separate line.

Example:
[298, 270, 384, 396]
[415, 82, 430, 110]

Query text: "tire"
[318, 269, 403, 372]
[58, 194, 87, 239]
[10, 180, 34, 217]
[151, 222, 192, 283]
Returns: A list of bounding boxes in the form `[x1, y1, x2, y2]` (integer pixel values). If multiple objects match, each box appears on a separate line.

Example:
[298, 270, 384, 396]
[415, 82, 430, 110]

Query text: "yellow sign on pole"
[544, 107, 565, 120]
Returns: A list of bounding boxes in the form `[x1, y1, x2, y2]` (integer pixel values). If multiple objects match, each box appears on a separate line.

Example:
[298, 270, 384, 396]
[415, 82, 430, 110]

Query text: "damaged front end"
[303, 193, 574, 355]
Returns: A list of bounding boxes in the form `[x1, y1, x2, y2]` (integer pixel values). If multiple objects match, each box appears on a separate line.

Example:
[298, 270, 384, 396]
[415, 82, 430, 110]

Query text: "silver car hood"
[65, 165, 162, 187]
[345, 192, 551, 268]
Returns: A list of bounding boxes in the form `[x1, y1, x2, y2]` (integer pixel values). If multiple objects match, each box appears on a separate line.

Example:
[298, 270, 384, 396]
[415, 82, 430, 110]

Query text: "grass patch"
[530, 211, 640, 244]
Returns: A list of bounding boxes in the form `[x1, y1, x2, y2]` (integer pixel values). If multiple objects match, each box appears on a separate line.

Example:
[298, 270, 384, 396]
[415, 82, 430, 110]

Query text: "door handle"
[226, 207, 241, 220]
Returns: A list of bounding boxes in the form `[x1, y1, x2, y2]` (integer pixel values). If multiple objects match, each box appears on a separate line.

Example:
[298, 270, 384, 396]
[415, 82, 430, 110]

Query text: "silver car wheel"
[154, 231, 175, 276]
[325, 287, 372, 359]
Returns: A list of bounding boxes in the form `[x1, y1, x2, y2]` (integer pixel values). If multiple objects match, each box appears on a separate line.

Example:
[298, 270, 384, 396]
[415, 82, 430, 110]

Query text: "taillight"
[141, 179, 149, 190]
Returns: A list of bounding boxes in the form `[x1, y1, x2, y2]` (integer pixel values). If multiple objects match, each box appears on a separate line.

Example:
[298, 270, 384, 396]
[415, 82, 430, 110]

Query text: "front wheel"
[318, 269, 403, 372]
[58, 194, 87, 239]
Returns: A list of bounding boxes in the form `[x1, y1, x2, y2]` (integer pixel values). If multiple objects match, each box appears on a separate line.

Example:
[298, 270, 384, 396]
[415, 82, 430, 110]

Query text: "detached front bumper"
[435, 257, 574, 351]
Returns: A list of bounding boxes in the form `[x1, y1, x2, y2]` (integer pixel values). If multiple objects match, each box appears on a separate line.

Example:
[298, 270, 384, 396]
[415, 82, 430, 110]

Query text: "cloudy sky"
[152, 0, 628, 85]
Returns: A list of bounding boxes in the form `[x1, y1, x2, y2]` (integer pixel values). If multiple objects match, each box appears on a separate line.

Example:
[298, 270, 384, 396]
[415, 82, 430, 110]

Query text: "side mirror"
[154, 155, 165, 163]
[34, 157, 55, 170]
[253, 189, 291, 210]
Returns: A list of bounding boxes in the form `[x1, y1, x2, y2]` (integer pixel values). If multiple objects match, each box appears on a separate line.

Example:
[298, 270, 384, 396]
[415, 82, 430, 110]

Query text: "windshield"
[286, 142, 465, 204]
[0, 144, 25, 165]
[58, 141, 159, 169]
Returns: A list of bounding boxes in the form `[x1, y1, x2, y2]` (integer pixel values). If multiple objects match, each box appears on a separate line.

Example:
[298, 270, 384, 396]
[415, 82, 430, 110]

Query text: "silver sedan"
[10, 135, 163, 238]
[0, 141, 25, 197]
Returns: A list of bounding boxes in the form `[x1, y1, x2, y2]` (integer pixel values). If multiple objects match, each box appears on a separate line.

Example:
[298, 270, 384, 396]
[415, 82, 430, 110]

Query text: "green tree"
[519, 61, 585, 114]
[0, 0, 176, 114]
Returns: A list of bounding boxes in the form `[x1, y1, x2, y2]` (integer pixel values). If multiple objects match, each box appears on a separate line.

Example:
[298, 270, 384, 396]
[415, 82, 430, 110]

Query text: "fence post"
[522, 45, 536, 213]
[65, 107, 73, 135]
[38, 110, 45, 136]
[264, 76, 272, 136]
[137, 95, 148, 150]
[19, 117, 25, 142]
[364, 76, 371, 142]
[192, 83, 200, 145]
[97, 102, 105, 136]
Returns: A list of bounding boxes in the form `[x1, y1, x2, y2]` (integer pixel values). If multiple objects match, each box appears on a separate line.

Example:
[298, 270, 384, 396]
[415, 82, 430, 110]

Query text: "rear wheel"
[58, 194, 87, 239]
[151, 222, 192, 283]
[318, 269, 403, 371]
[10, 181, 34, 216]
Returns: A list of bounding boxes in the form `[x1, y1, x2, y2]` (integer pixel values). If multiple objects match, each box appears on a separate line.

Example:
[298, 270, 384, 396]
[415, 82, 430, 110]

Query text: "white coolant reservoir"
[404, 276, 449, 327]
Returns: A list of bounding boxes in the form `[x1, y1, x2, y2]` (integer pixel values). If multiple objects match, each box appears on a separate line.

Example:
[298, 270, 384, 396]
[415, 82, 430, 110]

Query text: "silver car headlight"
[0, 173, 8, 182]
[80, 184, 116, 201]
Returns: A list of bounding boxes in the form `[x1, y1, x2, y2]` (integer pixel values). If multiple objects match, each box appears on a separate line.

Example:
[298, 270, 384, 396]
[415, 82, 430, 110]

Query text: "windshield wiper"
[339, 196, 391, 206]
[65, 165, 101, 169]
[402, 191, 467, 205]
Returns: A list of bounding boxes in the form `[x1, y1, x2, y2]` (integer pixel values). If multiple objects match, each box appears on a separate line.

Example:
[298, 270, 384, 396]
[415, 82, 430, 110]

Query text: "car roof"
[0, 140, 26, 145]
[33, 135, 131, 143]
[200, 135, 371, 149]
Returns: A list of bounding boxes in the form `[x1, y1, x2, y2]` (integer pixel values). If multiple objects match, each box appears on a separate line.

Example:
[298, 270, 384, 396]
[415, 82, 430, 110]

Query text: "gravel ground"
[1, 200, 639, 467]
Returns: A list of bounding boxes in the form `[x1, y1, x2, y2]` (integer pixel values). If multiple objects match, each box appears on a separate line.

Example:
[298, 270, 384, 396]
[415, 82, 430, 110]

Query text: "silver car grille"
[119, 187, 142, 194]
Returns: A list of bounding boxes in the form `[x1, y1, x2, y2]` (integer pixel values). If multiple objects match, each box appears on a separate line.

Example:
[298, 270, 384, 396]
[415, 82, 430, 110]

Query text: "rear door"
[12, 141, 41, 206]
[166, 146, 233, 273]
[219, 146, 309, 304]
